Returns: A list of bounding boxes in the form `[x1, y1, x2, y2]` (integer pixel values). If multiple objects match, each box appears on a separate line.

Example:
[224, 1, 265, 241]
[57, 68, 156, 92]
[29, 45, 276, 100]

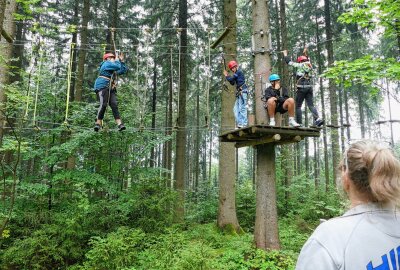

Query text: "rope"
[32, 49, 44, 128]
[64, 42, 75, 124]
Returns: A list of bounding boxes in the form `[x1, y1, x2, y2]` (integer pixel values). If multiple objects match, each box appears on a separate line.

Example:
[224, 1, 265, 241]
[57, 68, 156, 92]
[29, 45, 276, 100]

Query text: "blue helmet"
[269, 74, 280, 82]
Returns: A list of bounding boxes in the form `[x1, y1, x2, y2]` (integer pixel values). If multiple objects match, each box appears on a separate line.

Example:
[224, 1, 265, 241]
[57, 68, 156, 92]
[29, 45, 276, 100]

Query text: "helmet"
[269, 74, 280, 82]
[103, 53, 115, 61]
[297, 55, 309, 63]
[227, 60, 238, 70]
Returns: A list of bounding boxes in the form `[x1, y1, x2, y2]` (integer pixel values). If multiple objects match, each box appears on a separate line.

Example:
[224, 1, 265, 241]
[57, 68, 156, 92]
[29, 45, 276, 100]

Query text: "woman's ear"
[342, 171, 350, 193]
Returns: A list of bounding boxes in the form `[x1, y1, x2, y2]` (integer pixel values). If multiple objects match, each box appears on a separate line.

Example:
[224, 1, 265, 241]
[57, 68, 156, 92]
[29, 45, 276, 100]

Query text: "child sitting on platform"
[263, 74, 300, 127]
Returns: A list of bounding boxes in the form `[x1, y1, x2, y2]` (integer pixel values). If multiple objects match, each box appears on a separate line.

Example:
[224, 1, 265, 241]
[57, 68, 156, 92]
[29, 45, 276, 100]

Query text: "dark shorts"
[275, 99, 288, 114]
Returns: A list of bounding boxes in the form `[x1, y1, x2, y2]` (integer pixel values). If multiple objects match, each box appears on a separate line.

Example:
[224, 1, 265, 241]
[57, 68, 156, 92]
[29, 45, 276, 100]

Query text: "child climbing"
[263, 74, 300, 127]
[223, 60, 248, 128]
[93, 52, 128, 132]
[283, 48, 324, 127]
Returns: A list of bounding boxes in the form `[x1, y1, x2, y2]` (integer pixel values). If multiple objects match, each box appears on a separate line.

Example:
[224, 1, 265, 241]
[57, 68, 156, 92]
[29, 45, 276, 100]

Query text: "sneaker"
[94, 123, 101, 132]
[314, 118, 324, 127]
[118, 124, 126, 131]
[269, 119, 275, 127]
[289, 119, 301, 127]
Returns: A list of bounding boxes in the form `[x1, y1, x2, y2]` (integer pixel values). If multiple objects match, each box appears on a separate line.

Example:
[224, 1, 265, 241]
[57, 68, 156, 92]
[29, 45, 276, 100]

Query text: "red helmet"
[297, 55, 309, 63]
[227, 60, 238, 70]
[103, 53, 115, 61]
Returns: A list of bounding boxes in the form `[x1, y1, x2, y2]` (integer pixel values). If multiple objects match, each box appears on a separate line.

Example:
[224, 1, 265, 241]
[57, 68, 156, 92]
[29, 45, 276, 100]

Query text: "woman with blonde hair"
[296, 140, 400, 270]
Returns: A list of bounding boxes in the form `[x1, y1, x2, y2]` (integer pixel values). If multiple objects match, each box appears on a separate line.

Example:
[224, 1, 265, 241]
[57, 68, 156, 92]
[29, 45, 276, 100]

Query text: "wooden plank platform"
[219, 125, 321, 148]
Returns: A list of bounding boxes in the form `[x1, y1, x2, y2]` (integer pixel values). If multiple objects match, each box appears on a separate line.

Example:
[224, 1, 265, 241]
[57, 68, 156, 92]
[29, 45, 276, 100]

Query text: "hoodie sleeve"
[225, 73, 237, 85]
[117, 61, 128, 75]
[284, 56, 302, 68]
[264, 86, 276, 101]
[282, 87, 290, 99]
[102, 60, 122, 72]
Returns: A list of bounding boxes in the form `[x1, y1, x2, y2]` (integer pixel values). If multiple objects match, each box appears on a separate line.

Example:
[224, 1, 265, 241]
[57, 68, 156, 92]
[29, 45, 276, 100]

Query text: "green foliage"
[338, 0, 400, 39]
[277, 173, 345, 221]
[80, 227, 146, 270]
[78, 224, 295, 270]
[323, 56, 400, 87]
[236, 183, 256, 231]
[1, 223, 84, 270]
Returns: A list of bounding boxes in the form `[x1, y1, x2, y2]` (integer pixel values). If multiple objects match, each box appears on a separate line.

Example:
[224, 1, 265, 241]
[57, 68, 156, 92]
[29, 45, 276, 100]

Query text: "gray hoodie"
[296, 203, 400, 270]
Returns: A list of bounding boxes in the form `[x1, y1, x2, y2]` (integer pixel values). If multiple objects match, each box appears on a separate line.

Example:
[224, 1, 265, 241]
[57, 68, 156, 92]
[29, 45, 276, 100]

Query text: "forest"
[0, 0, 399, 269]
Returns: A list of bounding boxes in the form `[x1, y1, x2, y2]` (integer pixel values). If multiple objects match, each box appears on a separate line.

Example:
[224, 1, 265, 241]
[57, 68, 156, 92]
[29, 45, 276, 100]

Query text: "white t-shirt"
[296, 203, 400, 270]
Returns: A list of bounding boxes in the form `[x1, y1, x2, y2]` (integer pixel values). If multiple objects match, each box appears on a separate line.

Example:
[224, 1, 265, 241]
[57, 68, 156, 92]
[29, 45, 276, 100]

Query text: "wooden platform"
[219, 125, 321, 148]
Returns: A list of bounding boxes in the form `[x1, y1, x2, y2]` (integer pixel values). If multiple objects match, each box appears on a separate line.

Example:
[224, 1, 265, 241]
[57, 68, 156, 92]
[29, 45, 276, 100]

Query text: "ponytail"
[346, 141, 400, 205]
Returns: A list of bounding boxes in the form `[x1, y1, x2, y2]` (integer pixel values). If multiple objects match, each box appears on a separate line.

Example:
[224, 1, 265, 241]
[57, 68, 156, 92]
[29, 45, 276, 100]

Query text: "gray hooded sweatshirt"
[296, 203, 400, 270]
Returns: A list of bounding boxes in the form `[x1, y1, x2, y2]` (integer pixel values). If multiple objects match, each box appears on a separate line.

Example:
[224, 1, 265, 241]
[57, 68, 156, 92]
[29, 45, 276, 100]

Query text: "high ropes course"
[2, 23, 394, 137]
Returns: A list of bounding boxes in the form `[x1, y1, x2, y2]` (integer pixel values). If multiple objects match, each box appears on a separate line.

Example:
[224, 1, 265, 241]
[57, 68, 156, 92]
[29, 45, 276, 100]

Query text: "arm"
[117, 61, 128, 75]
[101, 61, 122, 72]
[263, 87, 276, 101]
[282, 87, 290, 99]
[283, 50, 302, 68]
[225, 73, 237, 85]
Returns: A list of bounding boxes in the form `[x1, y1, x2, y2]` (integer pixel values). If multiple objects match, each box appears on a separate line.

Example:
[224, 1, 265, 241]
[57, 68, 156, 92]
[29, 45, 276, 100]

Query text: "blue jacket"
[94, 60, 128, 91]
[225, 68, 247, 91]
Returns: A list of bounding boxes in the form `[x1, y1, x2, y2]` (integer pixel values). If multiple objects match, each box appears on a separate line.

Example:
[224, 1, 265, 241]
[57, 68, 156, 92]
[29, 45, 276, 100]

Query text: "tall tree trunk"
[279, 0, 289, 87]
[344, 84, 350, 141]
[252, 0, 280, 249]
[279, 0, 292, 203]
[106, 0, 118, 52]
[194, 77, 200, 191]
[75, 0, 90, 102]
[339, 83, 345, 154]
[174, 0, 188, 221]
[150, 61, 157, 167]
[324, 0, 339, 185]
[315, 8, 329, 191]
[217, 0, 241, 233]
[166, 76, 173, 184]
[0, 0, 16, 144]
[357, 85, 365, 138]
[0, 0, 6, 33]
[69, 0, 79, 102]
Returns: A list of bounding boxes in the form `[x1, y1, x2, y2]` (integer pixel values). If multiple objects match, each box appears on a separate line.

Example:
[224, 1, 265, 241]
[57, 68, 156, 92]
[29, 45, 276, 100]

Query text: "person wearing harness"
[93, 52, 128, 132]
[296, 140, 400, 269]
[283, 48, 323, 127]
[263, 74, 300, 127]
[223, 60, 248, 128]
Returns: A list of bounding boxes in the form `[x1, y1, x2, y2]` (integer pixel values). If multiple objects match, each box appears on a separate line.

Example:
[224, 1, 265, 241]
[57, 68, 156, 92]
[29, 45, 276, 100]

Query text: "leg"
[283, 97, 295, 117]
[304, 88, 319, 120]
[267, 97, 277, 118]
[96, 89, 109, 124]
[109, 89, 121, 124]
[233, 97, 240, 126]
[295, 88, 306, 124]
[239, 93, 248, 126]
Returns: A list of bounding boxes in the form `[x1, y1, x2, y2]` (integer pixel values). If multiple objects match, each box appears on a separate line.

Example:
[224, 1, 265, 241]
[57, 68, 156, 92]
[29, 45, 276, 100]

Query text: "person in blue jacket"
[223, 60, 248, 128]
[93, 52, 128, 131]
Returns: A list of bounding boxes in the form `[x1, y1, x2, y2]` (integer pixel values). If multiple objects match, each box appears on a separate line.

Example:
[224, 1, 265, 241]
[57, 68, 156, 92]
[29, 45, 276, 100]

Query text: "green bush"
[79, 227, 145, 270]
[1, 225, 75, 270]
